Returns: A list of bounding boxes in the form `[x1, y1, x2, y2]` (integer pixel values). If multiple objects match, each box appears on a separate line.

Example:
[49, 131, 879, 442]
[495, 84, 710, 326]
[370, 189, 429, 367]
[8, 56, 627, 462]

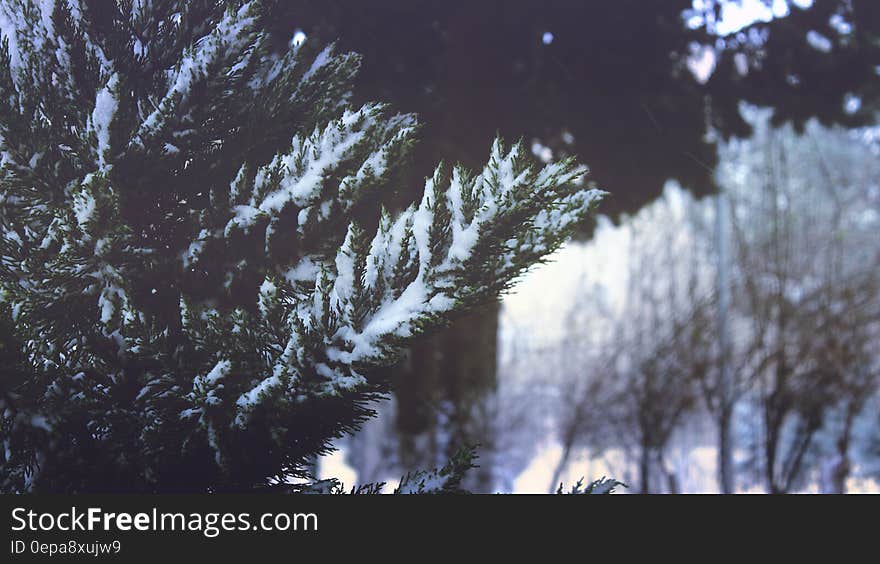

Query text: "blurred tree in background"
[533, 109, 880, 493]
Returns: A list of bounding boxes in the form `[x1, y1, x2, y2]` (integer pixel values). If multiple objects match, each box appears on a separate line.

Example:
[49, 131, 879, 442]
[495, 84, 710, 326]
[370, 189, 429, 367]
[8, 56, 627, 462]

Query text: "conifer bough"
[0, 0, 603, 492]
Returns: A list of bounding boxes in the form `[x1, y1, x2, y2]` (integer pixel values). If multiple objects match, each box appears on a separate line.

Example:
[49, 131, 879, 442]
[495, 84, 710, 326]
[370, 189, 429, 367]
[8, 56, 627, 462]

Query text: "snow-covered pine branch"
[0, 0, 603, 492]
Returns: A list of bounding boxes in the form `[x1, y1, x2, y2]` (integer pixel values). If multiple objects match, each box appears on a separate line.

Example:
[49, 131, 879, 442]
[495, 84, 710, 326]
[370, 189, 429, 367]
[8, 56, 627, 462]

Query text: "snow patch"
[92, 74, 120, 169]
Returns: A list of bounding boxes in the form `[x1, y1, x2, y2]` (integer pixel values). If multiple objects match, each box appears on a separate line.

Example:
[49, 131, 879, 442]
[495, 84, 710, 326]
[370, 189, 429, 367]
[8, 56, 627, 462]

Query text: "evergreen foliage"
[0, 1, 602, 492]
[555, 477, 625, 495]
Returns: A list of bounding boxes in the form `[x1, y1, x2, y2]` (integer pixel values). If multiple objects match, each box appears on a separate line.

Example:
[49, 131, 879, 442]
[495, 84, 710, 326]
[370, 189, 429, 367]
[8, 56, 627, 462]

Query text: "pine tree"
[0, 1, 603, 493]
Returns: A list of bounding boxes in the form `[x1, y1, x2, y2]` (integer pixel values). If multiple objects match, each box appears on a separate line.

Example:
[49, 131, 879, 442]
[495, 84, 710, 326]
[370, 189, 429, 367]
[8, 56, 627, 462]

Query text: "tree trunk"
[548, 436, 574, 494]
[393, 303, 499, 492]
[822, 410, 855, 494]
[639, 445, 652, 494]
[718, 404, 734, 493]
[715, 190, 735, 494]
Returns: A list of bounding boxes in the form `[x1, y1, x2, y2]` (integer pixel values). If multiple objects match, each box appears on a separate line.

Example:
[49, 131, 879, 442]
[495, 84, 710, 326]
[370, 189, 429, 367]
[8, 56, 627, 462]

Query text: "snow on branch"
[229, 138, 602, 426]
